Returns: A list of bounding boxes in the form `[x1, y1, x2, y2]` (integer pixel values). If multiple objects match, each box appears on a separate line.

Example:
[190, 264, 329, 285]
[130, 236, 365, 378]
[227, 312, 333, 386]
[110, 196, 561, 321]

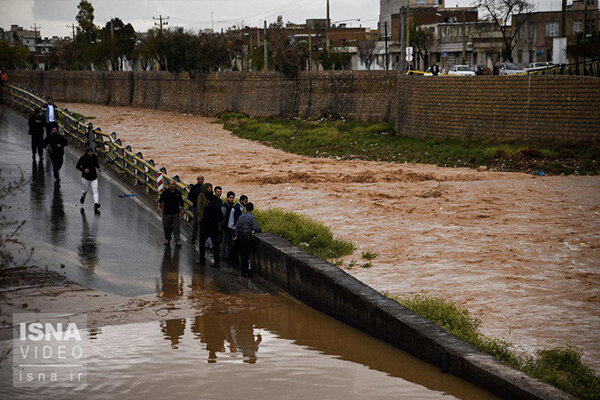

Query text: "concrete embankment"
[251, 233, 573, 400]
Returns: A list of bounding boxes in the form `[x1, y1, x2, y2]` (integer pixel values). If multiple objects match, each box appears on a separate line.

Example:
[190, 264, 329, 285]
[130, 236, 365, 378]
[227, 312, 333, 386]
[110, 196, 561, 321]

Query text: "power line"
[153, 14, 169, 33]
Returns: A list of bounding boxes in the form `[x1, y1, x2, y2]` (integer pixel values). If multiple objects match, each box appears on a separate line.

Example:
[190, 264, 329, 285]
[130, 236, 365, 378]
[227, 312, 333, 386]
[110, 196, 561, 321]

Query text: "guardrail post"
[135, 152, 146, 188]
[148, 159, 157, 193]
[116, 138, 125, 170]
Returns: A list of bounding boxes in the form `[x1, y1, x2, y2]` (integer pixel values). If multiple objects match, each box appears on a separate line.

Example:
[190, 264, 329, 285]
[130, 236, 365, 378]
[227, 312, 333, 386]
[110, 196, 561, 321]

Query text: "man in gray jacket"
[234, 202, 261, 277]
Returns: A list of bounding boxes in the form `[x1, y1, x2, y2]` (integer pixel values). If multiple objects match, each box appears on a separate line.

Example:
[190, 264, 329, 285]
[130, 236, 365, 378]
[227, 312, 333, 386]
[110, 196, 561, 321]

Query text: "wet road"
[0, 106, 498, 399]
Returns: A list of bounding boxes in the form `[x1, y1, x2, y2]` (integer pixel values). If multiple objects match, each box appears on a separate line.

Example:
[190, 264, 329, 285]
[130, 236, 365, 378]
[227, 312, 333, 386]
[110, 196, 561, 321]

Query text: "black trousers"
[49, 153, 63, 180]
[237, 233, 252, 275]
[31, 134, 44, 157]
[45, 121, 58, 138]
[199, 229, 221, 264]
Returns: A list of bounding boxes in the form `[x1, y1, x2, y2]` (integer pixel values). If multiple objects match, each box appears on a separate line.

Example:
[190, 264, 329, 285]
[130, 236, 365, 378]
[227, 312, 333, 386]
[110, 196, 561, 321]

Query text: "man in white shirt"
[45, 97, 58, 138]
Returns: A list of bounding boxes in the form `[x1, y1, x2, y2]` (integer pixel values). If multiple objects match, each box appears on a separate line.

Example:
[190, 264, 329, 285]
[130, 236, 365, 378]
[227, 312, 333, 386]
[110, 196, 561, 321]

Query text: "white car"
[448, 65, 476, 76]
[497, 62, 527, 75]
[525, 62, 555, 72]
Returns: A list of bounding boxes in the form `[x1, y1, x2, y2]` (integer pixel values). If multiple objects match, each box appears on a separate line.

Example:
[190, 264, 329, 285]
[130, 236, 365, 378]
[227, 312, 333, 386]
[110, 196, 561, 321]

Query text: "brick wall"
[8, 70, 600, 143]
[8, 70, 398, 122]
[396, 75, 600, 143]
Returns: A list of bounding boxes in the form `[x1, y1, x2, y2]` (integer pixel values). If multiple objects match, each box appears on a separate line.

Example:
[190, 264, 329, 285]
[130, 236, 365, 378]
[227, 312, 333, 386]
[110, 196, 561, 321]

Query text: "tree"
[0, 41, 30, 69]
[475, 0, 534, 62]
[409, 25, 436, 70]
[96, 18, 136, 70]
[76, 0, 98, 45]
[357, 40, 377, 70]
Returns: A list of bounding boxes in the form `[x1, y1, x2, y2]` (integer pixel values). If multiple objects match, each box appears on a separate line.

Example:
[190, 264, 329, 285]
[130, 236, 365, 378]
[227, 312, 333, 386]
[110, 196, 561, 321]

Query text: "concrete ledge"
[251, 233, 574, 400]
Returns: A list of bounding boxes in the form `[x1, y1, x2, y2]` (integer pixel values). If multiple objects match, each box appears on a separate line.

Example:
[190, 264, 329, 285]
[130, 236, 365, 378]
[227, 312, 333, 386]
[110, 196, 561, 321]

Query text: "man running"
[28, 108, 45, 160]
[76, 147, 102, 214]
[44, 97, 58, 138]
[158, 180, 184, 247]
[43, 126, 67, 183]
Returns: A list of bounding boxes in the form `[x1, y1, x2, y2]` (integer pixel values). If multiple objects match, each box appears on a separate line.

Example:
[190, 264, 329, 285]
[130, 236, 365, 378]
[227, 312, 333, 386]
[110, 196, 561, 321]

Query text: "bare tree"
[357, 40, 377, 70]
[475, 0, 534, 62]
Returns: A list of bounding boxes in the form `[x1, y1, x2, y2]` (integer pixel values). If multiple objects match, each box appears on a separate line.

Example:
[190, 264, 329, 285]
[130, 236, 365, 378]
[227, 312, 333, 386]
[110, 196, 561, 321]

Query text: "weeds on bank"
[361, 250, 378, 260]
[386, 293, 600, 400]
[254, 208, 354, 260]
[218, 112, 600, 175]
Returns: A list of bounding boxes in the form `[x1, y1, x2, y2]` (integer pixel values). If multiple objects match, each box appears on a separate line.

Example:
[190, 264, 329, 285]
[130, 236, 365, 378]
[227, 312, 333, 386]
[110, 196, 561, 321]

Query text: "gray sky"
[1, 0, 577, 39]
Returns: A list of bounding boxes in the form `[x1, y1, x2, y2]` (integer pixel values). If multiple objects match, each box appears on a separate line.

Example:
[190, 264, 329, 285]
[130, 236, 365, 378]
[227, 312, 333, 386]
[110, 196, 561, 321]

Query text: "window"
[518, 50, 523, 64]
[528, 22, 534, 39]
[416, 0, 427, 5]
[573, 20, 583, 35]
[545, 21, 559, 37]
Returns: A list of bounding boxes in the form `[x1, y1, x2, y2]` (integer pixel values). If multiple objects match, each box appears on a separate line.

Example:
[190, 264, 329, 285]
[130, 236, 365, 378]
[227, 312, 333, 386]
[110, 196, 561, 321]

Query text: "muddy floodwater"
[63, 103, 600, 370]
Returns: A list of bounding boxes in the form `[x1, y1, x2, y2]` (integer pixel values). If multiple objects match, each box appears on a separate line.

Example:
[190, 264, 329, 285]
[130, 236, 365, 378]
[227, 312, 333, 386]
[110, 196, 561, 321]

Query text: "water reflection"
[50, 182, 66, 245]
[78, 208, 99, 272]
[156, 247, 183, 299]
[30, 160, 45, 209]
[160, 318, 186, 350]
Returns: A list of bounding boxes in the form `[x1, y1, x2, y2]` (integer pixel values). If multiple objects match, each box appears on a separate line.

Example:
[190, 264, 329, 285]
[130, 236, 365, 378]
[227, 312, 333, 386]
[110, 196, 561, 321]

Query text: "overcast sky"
[1, 0, 581, 39]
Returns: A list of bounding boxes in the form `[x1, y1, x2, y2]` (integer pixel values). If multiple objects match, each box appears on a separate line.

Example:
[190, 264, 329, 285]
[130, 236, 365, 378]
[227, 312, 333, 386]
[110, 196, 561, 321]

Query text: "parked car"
[471, 64, 492, 75]
[448, 65, 476, 76]
[525, 62, 556, 72]
[497, 62, 526, 75]
[424, 67, 433, 76]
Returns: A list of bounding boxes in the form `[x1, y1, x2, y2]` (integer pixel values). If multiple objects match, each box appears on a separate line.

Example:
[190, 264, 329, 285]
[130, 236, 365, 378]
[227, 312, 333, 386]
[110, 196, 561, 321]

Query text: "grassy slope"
[219, 113, 599, 175]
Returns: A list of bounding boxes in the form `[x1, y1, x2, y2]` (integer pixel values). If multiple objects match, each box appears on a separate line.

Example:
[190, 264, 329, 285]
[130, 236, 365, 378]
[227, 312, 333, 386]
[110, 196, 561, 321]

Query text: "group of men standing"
[27, 97, 102, 213]
[158, 175, 261, 277]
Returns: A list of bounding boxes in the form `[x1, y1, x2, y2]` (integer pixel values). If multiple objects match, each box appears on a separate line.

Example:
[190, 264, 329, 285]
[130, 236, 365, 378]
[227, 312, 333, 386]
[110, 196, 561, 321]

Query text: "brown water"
[0, 299, 498, 399]
[62, 103, 600, 370]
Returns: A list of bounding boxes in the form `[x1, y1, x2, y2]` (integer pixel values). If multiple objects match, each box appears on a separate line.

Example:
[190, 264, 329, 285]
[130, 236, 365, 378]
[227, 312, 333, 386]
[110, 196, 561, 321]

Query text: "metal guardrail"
[526, 59, 600, 76]
[1, 82, 195, 218]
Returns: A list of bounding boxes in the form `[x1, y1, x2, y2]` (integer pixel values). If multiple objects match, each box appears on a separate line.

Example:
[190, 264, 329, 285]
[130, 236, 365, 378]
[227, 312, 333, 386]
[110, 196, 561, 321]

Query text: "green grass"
[387, 293, 600, 399]
[254, 208, 354, 260]
[361, 250, 378, 260]
[218, 113, 600, 175]
[359, 262, 372, 268]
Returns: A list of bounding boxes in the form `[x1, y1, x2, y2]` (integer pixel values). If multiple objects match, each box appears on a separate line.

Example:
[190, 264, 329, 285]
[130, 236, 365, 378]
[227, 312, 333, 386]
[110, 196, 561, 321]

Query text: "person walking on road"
[28, 108, 45, 160]
[431, 62, 440, 76]
[234, 202, 261, 278]
[221, 191, 235, 260]
[158, 180, 184, 247]
[198, 193, 223, 268]
[44, 97, 58, 138]
[187, 175, 204, 243]
[76, 147, 102, 213]
[43, 126, 67, 183]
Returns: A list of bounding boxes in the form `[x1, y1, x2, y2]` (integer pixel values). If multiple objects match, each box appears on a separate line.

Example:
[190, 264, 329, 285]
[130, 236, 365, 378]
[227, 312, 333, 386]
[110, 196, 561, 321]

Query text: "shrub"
[254, 208, 354, 260]
[361, 250, 378, 260]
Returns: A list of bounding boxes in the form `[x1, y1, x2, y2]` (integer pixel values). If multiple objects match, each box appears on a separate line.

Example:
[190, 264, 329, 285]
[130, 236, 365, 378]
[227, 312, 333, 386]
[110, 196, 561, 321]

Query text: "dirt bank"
[63, 103, 600, 370]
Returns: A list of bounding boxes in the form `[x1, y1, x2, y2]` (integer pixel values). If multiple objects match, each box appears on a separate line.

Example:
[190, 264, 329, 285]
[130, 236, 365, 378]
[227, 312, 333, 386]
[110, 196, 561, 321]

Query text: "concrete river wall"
[9, 70, 600, 143]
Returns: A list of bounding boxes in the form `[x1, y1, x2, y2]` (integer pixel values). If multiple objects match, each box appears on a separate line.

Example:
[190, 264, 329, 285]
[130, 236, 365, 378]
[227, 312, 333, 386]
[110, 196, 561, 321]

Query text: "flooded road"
[61, 102, 600, 370]
[0, 106, 498, 399]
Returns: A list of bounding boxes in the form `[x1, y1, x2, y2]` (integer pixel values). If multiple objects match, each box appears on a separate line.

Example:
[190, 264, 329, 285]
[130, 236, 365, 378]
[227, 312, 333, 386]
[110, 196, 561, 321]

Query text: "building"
[512, 0, 599, 65]
[380, 0, 446, 36]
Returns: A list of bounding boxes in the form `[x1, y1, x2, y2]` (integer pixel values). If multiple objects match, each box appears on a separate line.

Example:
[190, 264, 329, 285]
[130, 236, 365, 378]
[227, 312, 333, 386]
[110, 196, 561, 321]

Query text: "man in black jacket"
[28, 108, 45, 160]
[198, 194, 222, 268]
[76, 147, 102, 213]
[158, 180, 184, 247]
[43, 126, 68, 183]
[44, 97, 59, 138]
[187, 175, 204, 243]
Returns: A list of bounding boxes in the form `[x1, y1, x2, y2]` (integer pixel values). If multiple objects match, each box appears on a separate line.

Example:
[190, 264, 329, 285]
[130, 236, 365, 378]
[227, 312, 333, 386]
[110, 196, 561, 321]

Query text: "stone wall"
[8, 70, 398, 122]
[396, 75, 600, 143]
[8, 70, 600, 143]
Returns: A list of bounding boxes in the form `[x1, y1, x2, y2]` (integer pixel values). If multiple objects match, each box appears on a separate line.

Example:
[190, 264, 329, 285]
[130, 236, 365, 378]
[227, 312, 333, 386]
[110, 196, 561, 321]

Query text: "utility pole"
[384, 22, 389, 70]
[67, 23, 76, 40]
[560, 0, 567, 38]
[264, 21, 268, 72]
[308, 24, 312, 71]
[462, 10, 466, 64]
[153, 15, 169, 34]
[31, 23, 40, 67]
[211, 12, 214, 32]
[400, 7, 407, 71]
[325, 0, 330, 51]
[110, 19, 115, 38]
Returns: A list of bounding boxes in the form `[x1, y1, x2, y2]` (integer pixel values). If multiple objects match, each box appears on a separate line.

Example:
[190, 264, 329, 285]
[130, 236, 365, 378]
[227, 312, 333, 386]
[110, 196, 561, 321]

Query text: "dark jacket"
[431, 65, 440, 76]
[76, 153, 100, 181]
[222, 202, 234, 229]
[202, 198, 223, 232]
[28, 114, 45, 136]
[196, 184, 212, 221]
[43, 134, 68, 156]
[158, 189, 184, 215]
[187, 183, 203, 208]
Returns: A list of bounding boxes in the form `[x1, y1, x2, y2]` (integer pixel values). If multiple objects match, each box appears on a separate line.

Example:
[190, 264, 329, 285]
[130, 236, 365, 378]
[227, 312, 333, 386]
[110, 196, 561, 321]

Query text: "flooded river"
[60, 103, 600, 371]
